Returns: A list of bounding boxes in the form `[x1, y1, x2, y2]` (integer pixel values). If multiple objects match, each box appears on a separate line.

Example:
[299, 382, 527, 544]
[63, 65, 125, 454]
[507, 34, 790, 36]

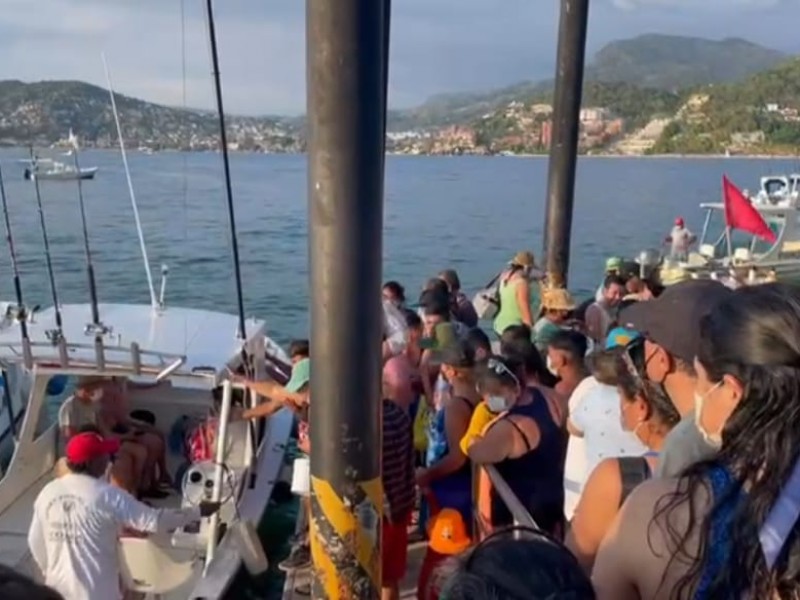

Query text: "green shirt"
[493, 278, 540, 336]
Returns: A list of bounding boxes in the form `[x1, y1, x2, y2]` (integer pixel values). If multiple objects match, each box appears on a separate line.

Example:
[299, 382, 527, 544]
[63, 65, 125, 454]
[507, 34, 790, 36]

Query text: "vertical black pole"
[306, 0, 386, 596]
[542, 0, 590, 288]
[205, 0, 247, 341]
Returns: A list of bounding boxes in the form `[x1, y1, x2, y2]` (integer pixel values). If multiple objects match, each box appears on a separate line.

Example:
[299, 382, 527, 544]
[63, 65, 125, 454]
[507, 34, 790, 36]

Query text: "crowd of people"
[263, 252, 800, 600]
[8, 249, 800, 600]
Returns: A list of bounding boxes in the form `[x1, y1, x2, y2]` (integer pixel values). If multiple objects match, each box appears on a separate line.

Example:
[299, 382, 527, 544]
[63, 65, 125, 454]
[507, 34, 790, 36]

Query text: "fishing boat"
[22, 158, 98, 181]
[633, 174, 800, 286]
[0, 302, 294, 599]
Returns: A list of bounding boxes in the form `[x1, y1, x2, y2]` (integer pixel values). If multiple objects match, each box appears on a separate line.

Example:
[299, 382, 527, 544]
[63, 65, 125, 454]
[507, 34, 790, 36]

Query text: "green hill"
[651, 58, 800, 154]
[0, 80, 298, 151]
[388, 34, 787, 132]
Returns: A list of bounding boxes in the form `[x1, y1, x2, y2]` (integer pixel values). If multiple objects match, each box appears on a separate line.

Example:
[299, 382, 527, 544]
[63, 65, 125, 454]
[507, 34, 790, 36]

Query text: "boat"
[0, 302, 294, 599]
[22, 158, 98, 181]
[632, 173, 800, 287]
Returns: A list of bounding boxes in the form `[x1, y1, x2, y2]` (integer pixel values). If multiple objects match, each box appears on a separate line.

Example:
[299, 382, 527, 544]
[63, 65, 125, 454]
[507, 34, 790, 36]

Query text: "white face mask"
[89, 388, 104, 403]
[486, 395, 508, 413]
[694, 382, 723, 449]
[546, 356, 559, 377]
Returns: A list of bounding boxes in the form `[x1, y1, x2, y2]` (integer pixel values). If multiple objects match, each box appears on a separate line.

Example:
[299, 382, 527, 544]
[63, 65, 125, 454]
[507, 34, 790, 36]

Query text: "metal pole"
[542, 0, 590, 288]
[306, 0, 387, 596]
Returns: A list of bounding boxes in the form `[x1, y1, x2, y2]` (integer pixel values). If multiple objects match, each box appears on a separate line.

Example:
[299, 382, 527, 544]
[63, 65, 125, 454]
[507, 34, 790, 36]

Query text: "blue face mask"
[486, 395, 508, 413]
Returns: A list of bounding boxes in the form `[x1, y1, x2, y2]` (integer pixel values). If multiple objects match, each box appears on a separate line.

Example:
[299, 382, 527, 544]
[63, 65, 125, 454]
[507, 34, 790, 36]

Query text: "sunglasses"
[621, 337, 649, 387]
[485, 357, 520, 388]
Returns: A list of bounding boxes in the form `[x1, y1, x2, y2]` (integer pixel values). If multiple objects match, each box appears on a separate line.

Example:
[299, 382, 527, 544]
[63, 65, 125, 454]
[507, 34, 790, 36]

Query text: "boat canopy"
[0, 303, 268, 386]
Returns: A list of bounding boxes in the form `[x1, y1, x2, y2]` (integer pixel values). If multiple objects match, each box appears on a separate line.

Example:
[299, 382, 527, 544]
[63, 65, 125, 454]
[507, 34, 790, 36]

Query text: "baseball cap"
[605, 327, 640, 350]
[65, 432, 120, 464]
[285, 357, 310, 393]
[618, 280, 733, 362]
[431, 338, 476, 369]
[605, 257, 623, 272]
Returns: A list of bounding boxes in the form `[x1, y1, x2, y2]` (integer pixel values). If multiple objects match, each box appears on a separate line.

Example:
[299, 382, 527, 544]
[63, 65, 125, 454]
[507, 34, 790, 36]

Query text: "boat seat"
[118, 535, 196, 596]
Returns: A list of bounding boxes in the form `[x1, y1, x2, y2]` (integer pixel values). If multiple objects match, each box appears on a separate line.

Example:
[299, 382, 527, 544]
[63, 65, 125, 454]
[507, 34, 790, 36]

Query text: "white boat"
[0, 302, 293, 599]
[22, 158, 98, 181]
[634, 174, 800, 286]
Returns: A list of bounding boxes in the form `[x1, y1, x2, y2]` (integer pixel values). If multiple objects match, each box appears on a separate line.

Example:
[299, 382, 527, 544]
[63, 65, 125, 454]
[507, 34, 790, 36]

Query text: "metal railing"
[473, 464, 539, 539]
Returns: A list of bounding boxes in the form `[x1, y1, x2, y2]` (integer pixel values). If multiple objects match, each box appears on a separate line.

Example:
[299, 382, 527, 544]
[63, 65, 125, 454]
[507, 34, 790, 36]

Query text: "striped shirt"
[382, 399, 415, 523]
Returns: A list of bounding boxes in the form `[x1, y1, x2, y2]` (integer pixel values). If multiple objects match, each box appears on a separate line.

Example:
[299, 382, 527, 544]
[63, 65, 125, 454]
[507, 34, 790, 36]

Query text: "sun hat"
[510, 251, 536, 268]
[541, 287, 576, 311]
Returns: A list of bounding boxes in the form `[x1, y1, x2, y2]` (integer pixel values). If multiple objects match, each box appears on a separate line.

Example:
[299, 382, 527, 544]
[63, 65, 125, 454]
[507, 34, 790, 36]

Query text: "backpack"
[472, 272, 502, 320]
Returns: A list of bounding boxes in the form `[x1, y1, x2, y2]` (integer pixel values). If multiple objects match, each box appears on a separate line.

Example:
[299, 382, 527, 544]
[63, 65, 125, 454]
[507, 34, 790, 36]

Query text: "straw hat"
[427, 508, 472, 555]
[541, 287, 576, 311]
[510, 251, 536, 269]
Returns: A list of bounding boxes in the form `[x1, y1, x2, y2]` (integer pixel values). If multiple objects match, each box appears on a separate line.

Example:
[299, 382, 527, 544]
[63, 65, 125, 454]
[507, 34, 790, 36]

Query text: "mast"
[102, 53, 158, 310]
[542, 0, 590, 287]
[203, 0, 247, 341]
[28, 147, 63, 339]
[68, 131, 103, 329]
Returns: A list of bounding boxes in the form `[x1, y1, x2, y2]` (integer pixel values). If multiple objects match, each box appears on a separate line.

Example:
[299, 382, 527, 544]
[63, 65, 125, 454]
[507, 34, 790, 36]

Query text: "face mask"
[546, 356, 559, 377]
[486, 395, 508, 413]
[694, 382, 723, 449]
[90, 388, 104, 403]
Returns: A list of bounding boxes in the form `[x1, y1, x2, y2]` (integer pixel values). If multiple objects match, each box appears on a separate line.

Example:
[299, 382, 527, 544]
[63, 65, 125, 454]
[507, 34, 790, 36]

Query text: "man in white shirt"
[665, 217, 696, 261]
[28, 431, 220, 600]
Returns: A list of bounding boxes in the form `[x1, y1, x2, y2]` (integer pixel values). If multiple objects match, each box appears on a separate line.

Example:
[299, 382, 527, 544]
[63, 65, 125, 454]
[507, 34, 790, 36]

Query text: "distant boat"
[21, 158, 98, 181]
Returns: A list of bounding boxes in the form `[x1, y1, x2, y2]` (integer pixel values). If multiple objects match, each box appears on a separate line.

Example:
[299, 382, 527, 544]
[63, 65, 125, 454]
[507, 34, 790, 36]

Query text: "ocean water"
[0, 148, 797, 345]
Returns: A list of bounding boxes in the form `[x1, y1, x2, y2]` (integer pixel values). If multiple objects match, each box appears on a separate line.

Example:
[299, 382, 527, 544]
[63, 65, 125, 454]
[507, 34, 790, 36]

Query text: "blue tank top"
[490, 389, 566, 535]
[694, 464, 743, 599]
[426, 395, 474, 517]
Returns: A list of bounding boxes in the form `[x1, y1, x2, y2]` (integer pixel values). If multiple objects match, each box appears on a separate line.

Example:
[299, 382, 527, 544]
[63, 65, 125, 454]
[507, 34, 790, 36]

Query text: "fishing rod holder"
[84, 322, 112, 337]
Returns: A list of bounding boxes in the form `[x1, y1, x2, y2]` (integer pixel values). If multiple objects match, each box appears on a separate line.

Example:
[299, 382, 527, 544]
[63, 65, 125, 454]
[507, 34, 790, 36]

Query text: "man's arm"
[102, 486, 206, 533]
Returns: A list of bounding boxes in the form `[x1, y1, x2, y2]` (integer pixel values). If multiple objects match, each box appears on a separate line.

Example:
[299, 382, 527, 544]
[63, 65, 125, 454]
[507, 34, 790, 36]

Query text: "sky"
[0, 0, 797, 116]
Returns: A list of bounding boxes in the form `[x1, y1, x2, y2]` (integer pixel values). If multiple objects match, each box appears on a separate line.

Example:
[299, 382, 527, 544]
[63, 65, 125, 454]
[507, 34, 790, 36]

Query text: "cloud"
[0, 0, 797, 115]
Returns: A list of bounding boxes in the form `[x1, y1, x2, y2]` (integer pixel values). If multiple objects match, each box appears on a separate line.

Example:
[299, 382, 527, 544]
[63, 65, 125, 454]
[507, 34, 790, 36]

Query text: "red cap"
[65, 432, 120, 463]
[675, 217, 685, 227]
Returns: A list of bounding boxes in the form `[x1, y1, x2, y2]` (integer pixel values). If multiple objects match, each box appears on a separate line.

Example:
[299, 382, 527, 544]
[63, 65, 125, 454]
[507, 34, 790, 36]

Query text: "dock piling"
[306, 0, 388, 597]
[542, 0, 590, 288]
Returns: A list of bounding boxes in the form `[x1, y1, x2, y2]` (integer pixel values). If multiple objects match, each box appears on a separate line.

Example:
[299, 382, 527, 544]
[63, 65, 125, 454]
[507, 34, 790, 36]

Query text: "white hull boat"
[23, 162, 98, 181]
[0, 302, 293, 599]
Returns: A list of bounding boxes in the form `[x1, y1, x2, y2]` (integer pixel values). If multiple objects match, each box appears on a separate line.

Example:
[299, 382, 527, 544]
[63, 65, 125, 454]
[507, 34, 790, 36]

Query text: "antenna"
[101, 53, 158, 310]
[28, 147, 63, 341]
[67, 132, 104, 334]
[0, 163, 32, 368]
[203, 0, 247, 341]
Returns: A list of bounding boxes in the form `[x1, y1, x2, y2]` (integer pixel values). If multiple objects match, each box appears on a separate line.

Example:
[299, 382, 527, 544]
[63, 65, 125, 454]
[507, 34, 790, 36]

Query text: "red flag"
[723, 175, 777, 243]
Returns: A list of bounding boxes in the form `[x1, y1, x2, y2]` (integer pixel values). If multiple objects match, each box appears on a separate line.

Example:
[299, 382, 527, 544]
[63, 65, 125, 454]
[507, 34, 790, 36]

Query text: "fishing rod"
[68, 133, 103, 331]
[204, 0, 247, 342]
[29, 147, 63, 340]
[102, 54, 158, 310]
[0, 163, 29, 339]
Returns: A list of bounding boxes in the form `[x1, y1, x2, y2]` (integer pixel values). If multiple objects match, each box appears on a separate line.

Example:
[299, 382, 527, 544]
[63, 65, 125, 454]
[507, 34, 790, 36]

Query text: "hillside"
[651, 58, 800, 155]
[589, 35, 786, 90]
[388, 34, 787, 132]
[0, 80, 300, 152]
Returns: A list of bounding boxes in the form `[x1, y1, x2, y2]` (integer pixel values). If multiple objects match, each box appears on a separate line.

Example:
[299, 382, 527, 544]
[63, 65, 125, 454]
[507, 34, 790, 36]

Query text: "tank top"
[694, 464, 743, 599]
[493, 275, 539, 335]
[426, 395, 474, 513]
[490, 388, 565, 536]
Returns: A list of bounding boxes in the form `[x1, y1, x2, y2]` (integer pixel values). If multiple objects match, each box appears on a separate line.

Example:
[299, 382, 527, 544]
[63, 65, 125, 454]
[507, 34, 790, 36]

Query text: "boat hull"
[33, 167, 97, 181]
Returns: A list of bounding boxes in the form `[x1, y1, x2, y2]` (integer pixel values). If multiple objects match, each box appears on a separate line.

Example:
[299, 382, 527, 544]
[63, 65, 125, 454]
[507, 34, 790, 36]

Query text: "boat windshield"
[764, 177, 788, 197]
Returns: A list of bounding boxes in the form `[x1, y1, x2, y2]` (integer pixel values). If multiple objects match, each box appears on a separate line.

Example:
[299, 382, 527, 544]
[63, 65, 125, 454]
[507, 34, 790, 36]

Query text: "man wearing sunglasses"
[618, 279, 732, 477]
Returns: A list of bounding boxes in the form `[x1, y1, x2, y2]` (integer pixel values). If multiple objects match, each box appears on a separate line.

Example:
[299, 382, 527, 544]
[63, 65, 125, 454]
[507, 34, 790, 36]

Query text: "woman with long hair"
[592, 284, 800, 599]
[565, 351, 680, 573]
